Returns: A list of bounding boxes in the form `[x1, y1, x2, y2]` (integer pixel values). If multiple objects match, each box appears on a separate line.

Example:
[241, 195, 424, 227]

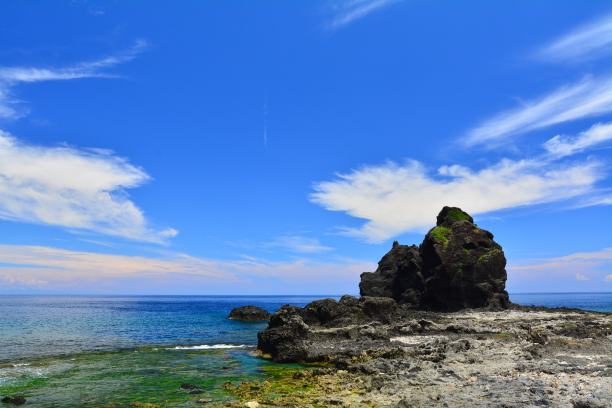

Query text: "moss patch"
[220, 367, 369, 408]
[429, 226, 451, 246]
[477, 249, 502, 265]
[445, 208, 472, 223]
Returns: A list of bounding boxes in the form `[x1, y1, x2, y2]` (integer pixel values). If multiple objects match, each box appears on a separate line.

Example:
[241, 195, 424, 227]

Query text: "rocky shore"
[219, 207, 612, 407]
[245, 300, 611, 407]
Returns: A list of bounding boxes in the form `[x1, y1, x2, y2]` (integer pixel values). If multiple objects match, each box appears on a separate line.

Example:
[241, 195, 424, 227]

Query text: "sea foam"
[170, 344, 248, 350]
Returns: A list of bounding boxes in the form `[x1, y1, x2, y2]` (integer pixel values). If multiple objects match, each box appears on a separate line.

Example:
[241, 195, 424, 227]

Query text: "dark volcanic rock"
[361, 206, 509, 311]
[359, 242, 425, 306]
[257, 296, 402, 362]
[1, 396, 26, 405]
[228, 305, 270, 321]
[258, 206, 511, 363]
[420, 207, 509, 310]
[257, 305, 310, 362]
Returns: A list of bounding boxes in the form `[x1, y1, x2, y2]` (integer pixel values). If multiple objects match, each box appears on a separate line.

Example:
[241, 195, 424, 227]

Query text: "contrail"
[263, 97, 268, 147]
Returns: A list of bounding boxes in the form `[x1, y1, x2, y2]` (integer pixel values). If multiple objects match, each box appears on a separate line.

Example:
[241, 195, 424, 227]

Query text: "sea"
[0, 293, 610, 407]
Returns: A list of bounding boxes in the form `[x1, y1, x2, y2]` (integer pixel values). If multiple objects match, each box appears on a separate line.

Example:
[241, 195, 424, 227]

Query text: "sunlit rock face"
[360, 206, 510, 311]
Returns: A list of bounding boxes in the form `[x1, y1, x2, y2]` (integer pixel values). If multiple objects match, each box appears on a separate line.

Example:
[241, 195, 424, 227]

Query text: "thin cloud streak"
[465, 76, 612, 147]
[0, 40, 147, 119]
[327, 0, 400, 30]
[539, 14, 612, 62]
[0, 245, 374, 291]
[509, 248, 612, 285]
[511, 247, 612, 272]
[264, 235, 333, 254]
[311, 158, 603, 242]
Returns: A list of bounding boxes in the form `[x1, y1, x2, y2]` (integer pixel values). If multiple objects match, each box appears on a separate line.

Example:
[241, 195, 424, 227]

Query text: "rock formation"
[228, 306, 270, 321]
[250, 207, 611, 406]
[360, 206, 509, 310]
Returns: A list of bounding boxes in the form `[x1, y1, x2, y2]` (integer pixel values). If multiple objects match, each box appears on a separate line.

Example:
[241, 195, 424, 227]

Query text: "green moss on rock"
[477, 248, 502, 265]
[445, 207, 472, 223]
[429, 226, 451, 246]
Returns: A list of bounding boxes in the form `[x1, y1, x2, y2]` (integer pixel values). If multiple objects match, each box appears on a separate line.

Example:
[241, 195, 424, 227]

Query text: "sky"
[1, 0, 612, 295]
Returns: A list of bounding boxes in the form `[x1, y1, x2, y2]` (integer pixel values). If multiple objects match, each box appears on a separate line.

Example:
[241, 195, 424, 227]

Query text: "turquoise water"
[0, 296, 322, 406]
[0, 293, 609, 406]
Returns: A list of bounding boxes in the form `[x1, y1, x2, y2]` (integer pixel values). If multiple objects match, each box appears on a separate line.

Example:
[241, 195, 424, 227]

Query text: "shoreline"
[1, 301, 610, 407]
[248, 299, 612, 407]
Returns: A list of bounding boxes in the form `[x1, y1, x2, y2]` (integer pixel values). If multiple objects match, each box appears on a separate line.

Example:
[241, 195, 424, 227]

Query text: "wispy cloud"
[544, 121, 612, 158]
[505, 248, 612, 292]
[0, 40, 147, 119]
[264, 235, 332, 254]
[465, 76, 612, 147]
[0, 244, 373, 293]
[539, 14, 612, 63]
[511, 247, 612, 272]
[311, 158, 603, 242]
[509, 248, 612, 286]
[327, 0, 401, 30]
[0, 130, 176, 243]
[575, 272, 590, 281]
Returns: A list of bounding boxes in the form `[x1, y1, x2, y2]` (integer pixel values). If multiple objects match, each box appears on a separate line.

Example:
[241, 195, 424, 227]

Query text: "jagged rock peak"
[436, 206, 474, 227]
[360, 206, 509, 311]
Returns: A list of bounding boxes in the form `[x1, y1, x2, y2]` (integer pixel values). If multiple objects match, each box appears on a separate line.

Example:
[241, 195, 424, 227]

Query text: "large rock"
[361, 206, 509, 311]
[228, 305, 270, 321]
[420, 207, 509, 310]
[257, 207, 511, 363]
[257, 296, 400, 362]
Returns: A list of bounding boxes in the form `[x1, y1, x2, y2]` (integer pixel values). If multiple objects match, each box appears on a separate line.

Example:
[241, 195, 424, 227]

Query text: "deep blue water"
[0, 293, 610, 363]
[511, 292, 612, 313]
[0, 295, 326, 363]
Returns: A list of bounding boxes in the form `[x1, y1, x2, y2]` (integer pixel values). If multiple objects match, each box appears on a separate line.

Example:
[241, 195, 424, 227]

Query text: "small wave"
[170, 344, 248, 350]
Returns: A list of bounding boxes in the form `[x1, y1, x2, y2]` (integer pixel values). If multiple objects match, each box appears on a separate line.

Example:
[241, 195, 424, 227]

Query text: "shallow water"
[0, 296, 322, 406]
[0, 293, 609, 406]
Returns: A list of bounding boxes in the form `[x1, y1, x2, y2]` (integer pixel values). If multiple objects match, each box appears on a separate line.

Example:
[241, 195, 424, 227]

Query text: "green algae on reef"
[0, 347, 301, 407]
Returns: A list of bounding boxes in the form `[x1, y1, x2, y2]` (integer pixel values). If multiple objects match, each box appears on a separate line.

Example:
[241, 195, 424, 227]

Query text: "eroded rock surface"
[250, 206, 610, 407]
[361, 206, 509, 310]
[252, 305, 611, 407]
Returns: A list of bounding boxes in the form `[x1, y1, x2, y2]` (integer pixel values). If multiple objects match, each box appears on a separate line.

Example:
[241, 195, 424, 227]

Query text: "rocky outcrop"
[228, 306, 270, 321]
[248, 308, 612, 407]
[250, 206, 611, 406]
[257, 296, 401, 362]
[359, 242, 425, 305]
[360, 206, 509, 311]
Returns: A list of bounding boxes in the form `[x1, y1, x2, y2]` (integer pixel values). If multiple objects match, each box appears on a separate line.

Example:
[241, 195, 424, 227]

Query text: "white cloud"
[0, 244, 373, 292]
[605, 274, 612, 282]
[327, 0, 400, 30]
[544, 121, 612, 158]
[0, 130, 175, 242]
[0, 40, 147, 119]
[311, 158, 603, 242]
[264, 235, 332, 254]
[539, 14, 612, 63]
[465, 76, 612, 147]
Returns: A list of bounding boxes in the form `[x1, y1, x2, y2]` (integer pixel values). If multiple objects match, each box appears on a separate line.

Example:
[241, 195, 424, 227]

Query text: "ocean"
[0, 293, 610, 406]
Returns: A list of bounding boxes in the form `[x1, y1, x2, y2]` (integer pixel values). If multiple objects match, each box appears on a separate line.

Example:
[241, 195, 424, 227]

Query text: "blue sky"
[1, 0, 612, 294]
